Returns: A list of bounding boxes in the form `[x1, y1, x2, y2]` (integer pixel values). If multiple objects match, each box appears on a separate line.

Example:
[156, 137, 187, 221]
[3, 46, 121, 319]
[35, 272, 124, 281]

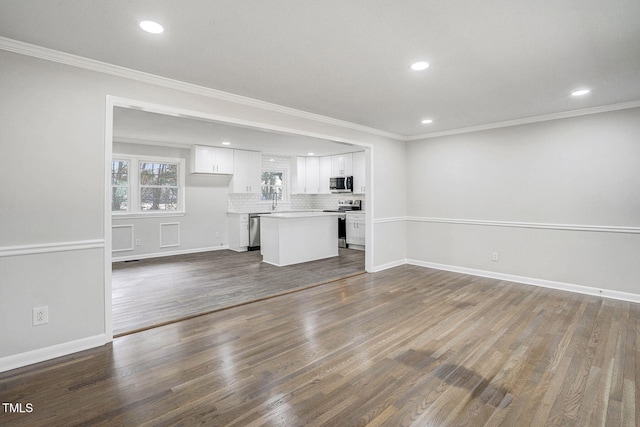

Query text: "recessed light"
[571, 89, 590, 97]
[410, 61, 430, 71]
[139, 20, 164, 34]
[421, 119, 433, 124]
[269, 158, 275, 162]
[307, 152, 315, 156]
[221, 141, 231, 146]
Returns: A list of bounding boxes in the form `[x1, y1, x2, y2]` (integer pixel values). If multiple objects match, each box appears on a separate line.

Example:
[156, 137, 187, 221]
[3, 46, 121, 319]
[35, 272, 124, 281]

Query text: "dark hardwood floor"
[1, 265, 638, 426]
[112, 248, 366, 335]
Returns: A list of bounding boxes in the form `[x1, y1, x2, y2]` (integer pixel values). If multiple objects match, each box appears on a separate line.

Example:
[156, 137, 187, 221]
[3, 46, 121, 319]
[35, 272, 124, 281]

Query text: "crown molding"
[407, 100, 640, 141]
[0, 37, 403, 141]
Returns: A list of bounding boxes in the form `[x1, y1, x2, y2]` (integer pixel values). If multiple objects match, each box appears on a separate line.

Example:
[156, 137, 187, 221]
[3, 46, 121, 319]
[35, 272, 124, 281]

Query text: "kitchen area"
[225, 150, 366, 265]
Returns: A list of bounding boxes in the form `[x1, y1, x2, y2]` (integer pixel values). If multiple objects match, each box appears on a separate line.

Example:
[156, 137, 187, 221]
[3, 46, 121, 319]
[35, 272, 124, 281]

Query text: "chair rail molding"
[0, 239, 105, 258]
[405, 216, 640, 234]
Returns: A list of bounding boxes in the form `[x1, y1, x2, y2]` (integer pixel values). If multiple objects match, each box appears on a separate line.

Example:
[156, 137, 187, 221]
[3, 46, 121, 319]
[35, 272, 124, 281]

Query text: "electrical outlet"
[135, 239, 141, 246]
[492, 252, 500, 262]
[215, 232, 220, 238]
[32, 306, 49, 326]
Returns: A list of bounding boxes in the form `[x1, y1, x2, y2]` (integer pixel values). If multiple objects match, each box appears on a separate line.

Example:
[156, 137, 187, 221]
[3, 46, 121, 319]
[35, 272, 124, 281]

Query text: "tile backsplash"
[228, 154, 365, 213]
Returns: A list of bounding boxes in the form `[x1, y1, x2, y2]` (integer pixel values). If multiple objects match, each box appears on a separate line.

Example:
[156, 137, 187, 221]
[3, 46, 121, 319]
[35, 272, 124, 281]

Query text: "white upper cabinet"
[230, 150, 261, 193]
[305, 157, 320, 194]
[294, 152, 360, 194]
[352, 151, 366, 194]
[319, 156, 332, 193]
[294, 157, 306, 194]
[293, 156, 320, 194]
[331, 153, 353, 176]
[190, 145, 234, 174]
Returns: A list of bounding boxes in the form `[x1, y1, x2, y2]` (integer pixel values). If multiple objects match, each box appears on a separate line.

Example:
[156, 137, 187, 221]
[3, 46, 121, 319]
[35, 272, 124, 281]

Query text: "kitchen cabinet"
[346, 212, 365, 248]
[227, 213, 249, 251]
[352, 151, 366, 194]
[230, 150, 261, 193]
[190, 145, 234, 174]
[304, 157, 320, 193]
[293, 156, 321, 194]
[319, 156, 332, 193]
[331, 153, 353, 176]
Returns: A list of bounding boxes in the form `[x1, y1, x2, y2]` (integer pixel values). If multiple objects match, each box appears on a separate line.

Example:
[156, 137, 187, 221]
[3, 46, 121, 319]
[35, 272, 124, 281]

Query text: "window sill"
[112, 211, 186, 220]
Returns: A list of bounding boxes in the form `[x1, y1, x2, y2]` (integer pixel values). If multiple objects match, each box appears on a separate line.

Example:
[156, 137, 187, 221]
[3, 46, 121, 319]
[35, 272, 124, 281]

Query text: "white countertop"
[227, 209, 323, 215]
[260, 212, 344, 219]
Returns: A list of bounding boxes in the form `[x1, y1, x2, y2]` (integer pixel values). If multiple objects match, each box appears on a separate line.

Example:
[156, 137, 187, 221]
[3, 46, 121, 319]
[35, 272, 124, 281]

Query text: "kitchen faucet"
[271, 192, 278, 210]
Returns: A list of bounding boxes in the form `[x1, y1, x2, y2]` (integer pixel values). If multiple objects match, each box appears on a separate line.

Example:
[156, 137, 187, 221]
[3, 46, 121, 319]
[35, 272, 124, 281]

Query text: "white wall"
[372, 139, 408, 268]
[0, 49, 405, 371]
[405, 107, 640, 295]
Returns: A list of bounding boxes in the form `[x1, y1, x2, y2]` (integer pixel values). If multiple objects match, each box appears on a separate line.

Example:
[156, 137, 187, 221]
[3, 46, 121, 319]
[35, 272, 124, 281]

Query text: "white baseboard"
[406, 259, 640, 304]
[0, 334, 107, 373]
[112, 245, 229, 262]
[372, 258, 407, 272]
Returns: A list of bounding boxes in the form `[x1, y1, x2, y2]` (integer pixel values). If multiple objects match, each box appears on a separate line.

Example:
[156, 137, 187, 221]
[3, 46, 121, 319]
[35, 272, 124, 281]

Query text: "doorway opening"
[105, 97, 374, 338]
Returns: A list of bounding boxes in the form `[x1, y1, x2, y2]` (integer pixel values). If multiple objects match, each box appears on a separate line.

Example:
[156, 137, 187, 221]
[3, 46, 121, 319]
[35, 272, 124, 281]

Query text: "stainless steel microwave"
[329, 176, 353, 193]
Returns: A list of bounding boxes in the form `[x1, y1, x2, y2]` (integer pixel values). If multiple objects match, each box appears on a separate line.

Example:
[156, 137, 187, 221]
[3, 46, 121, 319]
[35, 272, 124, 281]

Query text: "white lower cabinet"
[227, 213, 249, 251]
[345, 213, 365, 247]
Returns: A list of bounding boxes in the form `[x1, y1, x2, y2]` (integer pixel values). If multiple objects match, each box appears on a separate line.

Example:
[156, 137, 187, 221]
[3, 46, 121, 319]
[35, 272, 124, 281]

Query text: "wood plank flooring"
[1, 264, 639, 426]
[112, 248, 365, 335]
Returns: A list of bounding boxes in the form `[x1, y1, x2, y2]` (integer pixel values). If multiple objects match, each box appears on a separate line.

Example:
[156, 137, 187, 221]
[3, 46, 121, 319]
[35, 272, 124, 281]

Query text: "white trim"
[0, 37, 401, 141]
[371, 259, 406, 273]
[112, 245, 229, 262]
[405, 259, 640, 304]
[408, 101, 640, 140]
[104, 96, 114, 341]
[0, 334, 107, 373]
[374, 215, 640, 234]
[373, 216, 407, 224]
[112, 212, 186, 220]
[0, 240, 104, 258]
[405, 216, 640, 234]
[159, 222, 181, 248]
[111, 225, 134, 253]
[364, 147, 374, 273]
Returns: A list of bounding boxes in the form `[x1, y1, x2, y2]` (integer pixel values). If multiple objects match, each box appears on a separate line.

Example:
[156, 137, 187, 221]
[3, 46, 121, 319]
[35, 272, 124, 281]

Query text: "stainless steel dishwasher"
[248, 213, 270, 251]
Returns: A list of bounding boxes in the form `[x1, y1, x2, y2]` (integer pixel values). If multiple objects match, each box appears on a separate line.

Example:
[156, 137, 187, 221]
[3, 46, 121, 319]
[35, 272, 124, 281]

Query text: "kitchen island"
[260, 212, 341, 266]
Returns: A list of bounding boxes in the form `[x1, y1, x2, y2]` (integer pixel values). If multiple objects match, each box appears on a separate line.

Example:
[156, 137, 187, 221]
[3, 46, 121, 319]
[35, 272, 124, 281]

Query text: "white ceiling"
[1, 0, 639, 137]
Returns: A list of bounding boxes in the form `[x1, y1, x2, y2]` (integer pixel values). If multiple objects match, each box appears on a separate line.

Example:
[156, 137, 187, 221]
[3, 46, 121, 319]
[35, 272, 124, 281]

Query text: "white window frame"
[260, 168, 286, 203]
[111, 158, 130, 212]
[112, 154, 186, 218]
